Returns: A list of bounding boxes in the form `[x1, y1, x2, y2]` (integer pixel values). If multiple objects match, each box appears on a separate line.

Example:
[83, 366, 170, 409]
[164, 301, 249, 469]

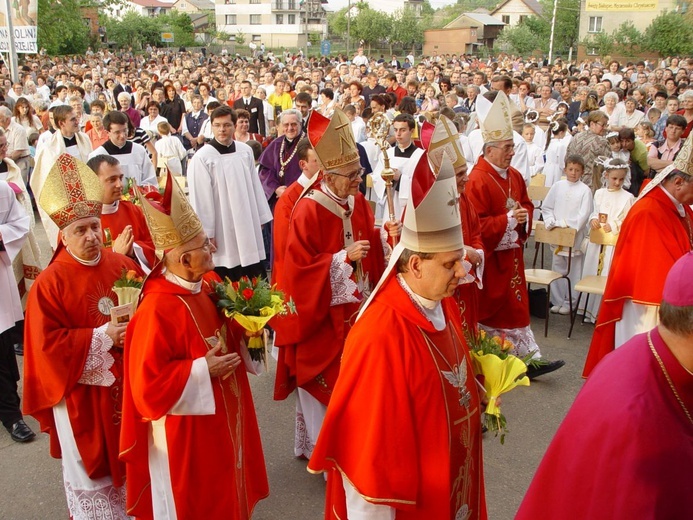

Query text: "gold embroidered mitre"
[307, 107, 360, 170]
[673, 131, 693, 176]
[426, 116, 467, 174]
[401, 152, 464, 253]
[38, 153, 103, 229]
[480, 90, 514, 143]
[137, 171, 203, 252]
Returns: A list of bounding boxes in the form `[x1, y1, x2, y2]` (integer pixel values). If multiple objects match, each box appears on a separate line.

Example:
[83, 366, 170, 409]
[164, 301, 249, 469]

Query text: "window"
[180, 2, 186, 8]
[225, 0, 235, 4]
[250, 0, 260, 3]
[225, 14, 236, 24]
[519, 15, 526, 23]
[274, 1, 282, 8]
[502, 15, 510, 24]
[252, 34, 262, 41]
[276, 14, 283, 24]
[250, 14, 261, 24]
[588, 16, 603, 33]
[288, 13, 296, 24]
[288, 0, 296, 8]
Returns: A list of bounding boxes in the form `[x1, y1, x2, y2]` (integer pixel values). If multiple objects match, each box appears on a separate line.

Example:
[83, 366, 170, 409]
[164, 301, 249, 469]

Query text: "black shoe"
[526, 359, 565, 380]
[13, 343, 23, 356]
[6, 420, 36, 443]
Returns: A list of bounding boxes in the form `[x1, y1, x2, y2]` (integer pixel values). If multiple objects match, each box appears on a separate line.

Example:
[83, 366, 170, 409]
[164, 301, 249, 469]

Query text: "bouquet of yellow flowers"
[212, 276, 296, 363]
[466, 329, 530, 444]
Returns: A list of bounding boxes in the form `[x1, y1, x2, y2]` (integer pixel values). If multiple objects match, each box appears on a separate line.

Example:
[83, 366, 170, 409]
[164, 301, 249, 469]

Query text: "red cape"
[466, 156, 533, 329]
[120, 273, 268, 519]
[275, 185, 385, 404]
[23, 247, 140, 485]
[583, 187, 693, 376]
[518, 327, 693, 519]
[308, 275, 487, 520]
[454, 192, 484, 333]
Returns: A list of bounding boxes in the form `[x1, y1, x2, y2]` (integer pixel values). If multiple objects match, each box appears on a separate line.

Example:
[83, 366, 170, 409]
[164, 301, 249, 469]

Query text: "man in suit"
[233, 80, 266, 136]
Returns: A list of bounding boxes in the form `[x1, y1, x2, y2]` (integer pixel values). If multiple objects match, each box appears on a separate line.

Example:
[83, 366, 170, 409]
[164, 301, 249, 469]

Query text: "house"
[171, 0, 215, 14]
[104, 0, 173, 20]
[214, 0, 328, 49]
[577, 0, 677, 59]
[490, 0, 543, 26]
[359, 0, 424, 16]
[423, 11, 505, 55]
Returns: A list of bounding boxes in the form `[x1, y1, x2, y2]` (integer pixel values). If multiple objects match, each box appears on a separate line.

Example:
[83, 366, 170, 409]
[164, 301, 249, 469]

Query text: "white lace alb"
[78, 324, 116, 387]
[329, 250, 359, 306]
[496, 210, 520, 251]
[64, 480, 129, 520]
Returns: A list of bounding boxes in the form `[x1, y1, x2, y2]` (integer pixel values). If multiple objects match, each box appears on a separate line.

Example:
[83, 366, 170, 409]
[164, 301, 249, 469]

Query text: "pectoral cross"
[345, 231, 352, 240]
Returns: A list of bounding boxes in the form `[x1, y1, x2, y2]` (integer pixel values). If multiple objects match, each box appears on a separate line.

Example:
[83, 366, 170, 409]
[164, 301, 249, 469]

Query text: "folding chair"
[525, 222, 578, 337]
[568, 227, 619, 338]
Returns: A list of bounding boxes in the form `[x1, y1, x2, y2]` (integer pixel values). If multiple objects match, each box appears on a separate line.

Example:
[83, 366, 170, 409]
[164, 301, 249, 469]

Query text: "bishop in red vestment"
[584, 159, 693, 376]
[308, 152, 486, 520]
[519, 253, 693, 519]
[275, 109, 390, 459]
[120, 173, 268, 520]
[23, 154, 140, 519]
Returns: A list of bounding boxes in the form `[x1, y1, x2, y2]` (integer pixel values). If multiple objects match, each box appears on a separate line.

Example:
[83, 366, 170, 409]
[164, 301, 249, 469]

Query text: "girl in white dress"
[581, 158, 635, 322]
[543, 120, 569, 187]
[522, 123, 544, 178]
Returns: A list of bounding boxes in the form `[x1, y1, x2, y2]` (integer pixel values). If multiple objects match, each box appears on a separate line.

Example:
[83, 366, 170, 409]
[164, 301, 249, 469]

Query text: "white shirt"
[187, 141, 273, 269]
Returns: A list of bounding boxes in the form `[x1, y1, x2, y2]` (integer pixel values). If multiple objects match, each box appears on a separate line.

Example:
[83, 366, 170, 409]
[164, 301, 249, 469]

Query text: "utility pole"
[346, 0, 351, 57]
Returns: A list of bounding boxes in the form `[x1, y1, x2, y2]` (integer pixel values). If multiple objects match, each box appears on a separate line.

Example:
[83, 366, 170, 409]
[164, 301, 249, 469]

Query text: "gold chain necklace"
[487, 169, 516, 210]
[647, 330, 693, 426]
[278, 132, 304, 178]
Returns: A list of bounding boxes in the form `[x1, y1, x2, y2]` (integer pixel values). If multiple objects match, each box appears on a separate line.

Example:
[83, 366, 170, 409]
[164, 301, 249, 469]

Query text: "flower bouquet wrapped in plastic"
[212, 276, 296, 364]
[466, 329, 530, 444]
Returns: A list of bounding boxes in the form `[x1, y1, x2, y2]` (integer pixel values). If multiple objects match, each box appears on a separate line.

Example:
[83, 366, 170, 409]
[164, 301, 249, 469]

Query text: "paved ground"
[0, 216, 596, 519]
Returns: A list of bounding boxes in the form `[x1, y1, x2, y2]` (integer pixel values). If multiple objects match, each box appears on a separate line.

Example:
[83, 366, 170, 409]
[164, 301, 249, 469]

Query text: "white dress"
[581, 187, 635, 321]
[543, 136, 569, 187]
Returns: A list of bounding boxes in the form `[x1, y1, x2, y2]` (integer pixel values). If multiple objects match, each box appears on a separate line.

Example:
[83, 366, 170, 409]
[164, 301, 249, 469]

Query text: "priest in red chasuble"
[120, 174, 268, 520]
[466, 91, 563, 378]
[308, 153, 487, 520]
[275, 108, 397, 460]
[519, 252, 693, 519]
[23, 154, 140, 519]
[87, 154, 156, 270]
[584, 133, 693, 377]
[422, 117, 485, 334]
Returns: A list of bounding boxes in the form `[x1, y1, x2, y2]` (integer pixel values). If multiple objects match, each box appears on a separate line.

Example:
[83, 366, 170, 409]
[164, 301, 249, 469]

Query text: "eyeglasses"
[179, 238, 212, 258]
[490, 144, 515, 153]
[326, 168, 365, 181]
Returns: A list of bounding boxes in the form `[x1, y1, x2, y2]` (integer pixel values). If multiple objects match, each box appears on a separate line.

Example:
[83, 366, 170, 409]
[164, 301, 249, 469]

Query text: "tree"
[351, 6, 392, 53]
[390, 8, 423, 54]
[497, 24, 542, 56]
[235, 30, 246, 46]
[103, 12, 160, 50]
[612, 21, 642, 57]
[37, 0, 90, 55]
[580, 31, 614, 59]
[158, 11, 196, 47]
[644, 11, 693, 57]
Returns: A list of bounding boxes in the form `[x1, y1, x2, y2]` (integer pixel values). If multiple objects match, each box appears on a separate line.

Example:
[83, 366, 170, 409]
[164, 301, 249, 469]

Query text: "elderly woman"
[117, 92, 141, 127]
[86, 113, 109, 149]
[565, 110, 612, 191]
[464, 85, 480, 112]
[600, 91, 625, 130]
[617, 97, 644, 129]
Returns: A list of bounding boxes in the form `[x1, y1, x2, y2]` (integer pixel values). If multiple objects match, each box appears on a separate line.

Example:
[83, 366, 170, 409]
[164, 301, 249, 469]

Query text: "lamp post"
[346, 0, 351, 57]
[548, 0, 558, 65]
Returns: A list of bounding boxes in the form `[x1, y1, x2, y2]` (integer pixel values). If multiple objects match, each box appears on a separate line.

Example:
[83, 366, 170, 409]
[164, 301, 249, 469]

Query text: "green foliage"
[102, 10, 195, 50]
[580, 31, 614, 59]
[235, 30, 246, 46]
[351, 7, 392, 49]
[390, 8, 423, 51]
[643, 11, 693, 57]
[37, 0, 90, 55]
[497, 23, 543, 56]
[159, 11, 196, 47]
[612, 21, 643, 56]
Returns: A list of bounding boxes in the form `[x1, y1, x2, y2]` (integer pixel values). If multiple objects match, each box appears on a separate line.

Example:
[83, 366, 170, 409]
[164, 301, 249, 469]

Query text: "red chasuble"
[22, 247, 140, 486]
[583, 187, 693, 376]
[455, 193, 484, 333]
[275, 184, 385, 404]
[466, 156, 533, 329]
[518, 327, 693, 519]
[100, 200, 156, 267]
[120, 274, 269, 520]
[308, 275, 487, 520]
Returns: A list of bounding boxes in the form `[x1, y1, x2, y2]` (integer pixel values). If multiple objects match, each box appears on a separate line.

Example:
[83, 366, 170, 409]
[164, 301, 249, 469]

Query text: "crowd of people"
[0, 46, 692, 519]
